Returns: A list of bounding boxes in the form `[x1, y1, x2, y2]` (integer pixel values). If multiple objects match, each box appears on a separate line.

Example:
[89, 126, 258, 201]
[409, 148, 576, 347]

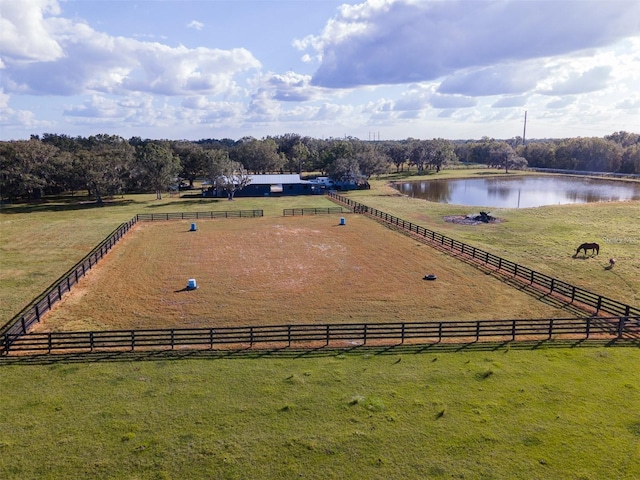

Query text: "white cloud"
[541, 66, 613, 95]
[0, 0, 64, 63]
[0, 0, 261, 97]
[302, 0, 640, 88]
[187, 20, 204, 31]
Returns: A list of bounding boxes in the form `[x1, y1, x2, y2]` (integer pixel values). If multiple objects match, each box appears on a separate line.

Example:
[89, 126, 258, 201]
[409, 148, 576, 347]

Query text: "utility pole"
[522, 110, 527, 146]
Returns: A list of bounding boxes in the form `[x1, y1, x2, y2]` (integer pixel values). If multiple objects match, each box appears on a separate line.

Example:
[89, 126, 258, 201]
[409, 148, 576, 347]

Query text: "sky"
[1, 0, 639, 142]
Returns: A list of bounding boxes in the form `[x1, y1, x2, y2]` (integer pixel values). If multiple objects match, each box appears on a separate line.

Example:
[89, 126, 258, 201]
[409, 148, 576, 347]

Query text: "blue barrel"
[187, 279, 197, 289]
[340, 217, 346, 225]
[190, 223, 197, 231]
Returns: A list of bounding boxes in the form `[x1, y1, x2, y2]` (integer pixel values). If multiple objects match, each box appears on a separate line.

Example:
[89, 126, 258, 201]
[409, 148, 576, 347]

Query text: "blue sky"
[1, 0, 639, 141]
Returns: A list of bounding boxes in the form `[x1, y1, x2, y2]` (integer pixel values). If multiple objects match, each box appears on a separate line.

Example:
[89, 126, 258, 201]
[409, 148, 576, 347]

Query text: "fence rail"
[0, 210, 264, 346]
[2, 316, 638, 355]
[136, 210, 263, 221]
[283, 207, 349, 216]
[328, 192, 640, 318]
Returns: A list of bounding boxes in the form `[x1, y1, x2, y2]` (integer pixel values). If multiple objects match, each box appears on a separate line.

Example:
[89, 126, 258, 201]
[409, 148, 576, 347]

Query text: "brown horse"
[576, 242, 599, 257]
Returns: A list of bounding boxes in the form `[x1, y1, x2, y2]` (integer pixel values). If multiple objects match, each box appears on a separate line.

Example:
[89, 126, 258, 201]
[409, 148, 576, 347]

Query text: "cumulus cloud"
[300, 0, 640, 88]
[0, 0, 64, 63]
[0, 0, 261, 97]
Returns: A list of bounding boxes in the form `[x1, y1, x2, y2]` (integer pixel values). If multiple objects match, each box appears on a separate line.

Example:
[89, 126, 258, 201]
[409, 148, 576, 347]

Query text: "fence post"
[130, 331, 135, 351]
[585, 317, 591, 339]
[438, 322, 443, 342]
[476, 321, 480, 341]
[326, 325, 330, 346]
[90, 331, 94, 352]
[250, 327, 254, 347]
[571, 286, 576, 303]
[288, 325, 292, 347]
[171, 329, 175, 349]
[617, 317, 627, 339]
[548, 319, 554, 340]
[401, 323, 405, 344]
[363, 324, 367, 345]
[209, 328, 214, 349]
[35, 305, 41, 323]
[596, 296, 602, 313]
[550, 278, 555, 293]
[48, 332, 53, 353]
[511, 319, 516, 341]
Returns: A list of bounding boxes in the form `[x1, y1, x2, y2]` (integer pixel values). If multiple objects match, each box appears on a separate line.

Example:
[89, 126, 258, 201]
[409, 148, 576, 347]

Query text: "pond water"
[391, 175, 640, 208]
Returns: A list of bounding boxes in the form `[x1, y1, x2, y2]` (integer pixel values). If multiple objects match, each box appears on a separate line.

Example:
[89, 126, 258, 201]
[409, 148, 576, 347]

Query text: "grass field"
[1, 345, 639, 479]
[1, 170, 639, 479]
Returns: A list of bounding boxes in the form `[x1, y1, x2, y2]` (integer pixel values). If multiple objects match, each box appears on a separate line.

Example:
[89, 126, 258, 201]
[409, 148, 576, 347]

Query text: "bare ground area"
[34, 215, 577, 332]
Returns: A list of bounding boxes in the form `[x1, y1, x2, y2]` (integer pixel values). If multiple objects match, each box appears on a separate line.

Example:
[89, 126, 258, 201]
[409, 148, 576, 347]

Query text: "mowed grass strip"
[35, 215, 572, 332]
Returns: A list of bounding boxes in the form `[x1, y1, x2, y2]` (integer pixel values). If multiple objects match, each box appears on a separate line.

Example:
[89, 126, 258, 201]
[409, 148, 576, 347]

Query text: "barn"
[203, 174, 322, 198]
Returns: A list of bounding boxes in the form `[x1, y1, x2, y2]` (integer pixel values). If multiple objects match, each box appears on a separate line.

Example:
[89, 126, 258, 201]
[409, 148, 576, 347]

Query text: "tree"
[205, 149, 251, 200]
[233, 138, 284, 173]
[408, 140, 428, 173]
[488, 142, 528, 173]
[171, 142, 207, 187]
[216, 160, 252, 200]
[424, 138, 457, 172]
[136, 142, 182, 199]
[0, 139, 62, 200]
[326, 157, 360, 187]
[356, 147, 390, 183]
[77, 134, 134, 203]
[385, 142, 409, 172]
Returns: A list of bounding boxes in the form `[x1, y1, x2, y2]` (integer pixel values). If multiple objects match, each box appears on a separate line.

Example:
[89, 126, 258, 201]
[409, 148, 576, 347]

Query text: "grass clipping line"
[35, 215, 572, 332]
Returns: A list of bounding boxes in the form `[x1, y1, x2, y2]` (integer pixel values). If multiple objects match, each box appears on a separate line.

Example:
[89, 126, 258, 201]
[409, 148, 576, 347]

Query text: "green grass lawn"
[1, 344, 639, 480]
[1, 171, 639, 479]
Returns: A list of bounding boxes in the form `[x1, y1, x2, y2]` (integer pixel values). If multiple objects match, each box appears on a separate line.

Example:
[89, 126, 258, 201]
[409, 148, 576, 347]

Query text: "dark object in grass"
[423, 274, 437, 281]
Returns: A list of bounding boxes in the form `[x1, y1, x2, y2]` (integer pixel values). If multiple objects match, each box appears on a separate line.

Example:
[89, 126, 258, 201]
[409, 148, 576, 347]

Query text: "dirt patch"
[35, 215, 567, 332]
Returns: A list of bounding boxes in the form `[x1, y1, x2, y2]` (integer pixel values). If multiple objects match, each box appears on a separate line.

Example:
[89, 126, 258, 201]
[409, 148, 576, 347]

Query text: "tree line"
[1, 131, 637, 201]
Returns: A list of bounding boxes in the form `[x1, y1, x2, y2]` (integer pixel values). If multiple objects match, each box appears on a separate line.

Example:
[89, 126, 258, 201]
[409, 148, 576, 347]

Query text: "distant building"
[202, 174, 323, 198]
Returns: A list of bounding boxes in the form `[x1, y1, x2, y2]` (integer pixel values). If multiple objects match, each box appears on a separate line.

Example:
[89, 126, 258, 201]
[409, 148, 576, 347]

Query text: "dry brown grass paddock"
[34, 214, 579, 333]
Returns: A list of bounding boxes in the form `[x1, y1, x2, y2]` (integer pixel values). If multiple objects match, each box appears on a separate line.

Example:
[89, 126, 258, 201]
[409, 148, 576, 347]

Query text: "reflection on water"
[392, 176, 640, 208]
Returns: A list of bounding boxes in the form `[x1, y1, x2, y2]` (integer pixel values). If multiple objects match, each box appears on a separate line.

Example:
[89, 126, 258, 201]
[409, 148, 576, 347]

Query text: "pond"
[391, 175, 640, 208]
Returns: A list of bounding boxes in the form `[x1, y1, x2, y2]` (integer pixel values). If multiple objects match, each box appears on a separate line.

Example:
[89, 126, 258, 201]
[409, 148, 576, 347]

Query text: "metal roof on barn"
[248, 174, 310, 185]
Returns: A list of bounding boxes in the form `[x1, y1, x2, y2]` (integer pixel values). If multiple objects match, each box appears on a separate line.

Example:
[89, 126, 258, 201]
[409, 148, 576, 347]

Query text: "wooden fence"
[2, 316, 638, 355]
[328, 192, 640, 318]
[0, 210, 264, 345]
[136, 210, 263, 221]
[283, 207, 349, 216]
